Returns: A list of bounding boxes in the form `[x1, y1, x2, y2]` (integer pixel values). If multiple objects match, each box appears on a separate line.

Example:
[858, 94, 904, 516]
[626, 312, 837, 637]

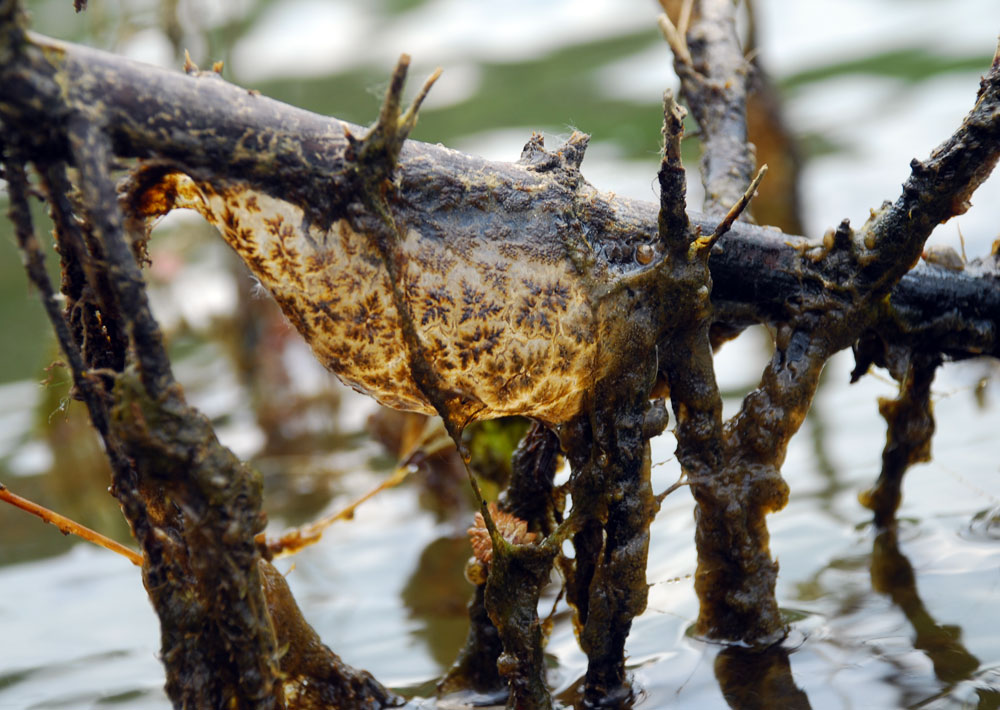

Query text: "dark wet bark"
[260, 561, 402, 709]
[501, 421, 561, 533]
[482, 537, 559, 710]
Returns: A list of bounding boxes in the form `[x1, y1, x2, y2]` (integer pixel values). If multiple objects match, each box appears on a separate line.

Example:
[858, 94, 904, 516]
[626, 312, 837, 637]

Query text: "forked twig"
[657, 0, 696, 68]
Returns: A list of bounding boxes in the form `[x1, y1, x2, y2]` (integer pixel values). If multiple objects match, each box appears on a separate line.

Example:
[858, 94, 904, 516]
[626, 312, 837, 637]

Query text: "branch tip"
[182, 49, 197, 74]
[400, 65, 442, 135]
[376, 54, 410, 133]
[661, 89, 687, 159]
[658, 89, 691, 248]
[700, 163, 767, 252]
[657, 13, 693, 68]
[677, 0, 694, 39]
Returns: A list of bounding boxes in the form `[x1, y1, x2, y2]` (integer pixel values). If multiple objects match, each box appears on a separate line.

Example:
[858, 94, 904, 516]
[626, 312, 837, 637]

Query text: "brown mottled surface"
[137, 163, 658, 425]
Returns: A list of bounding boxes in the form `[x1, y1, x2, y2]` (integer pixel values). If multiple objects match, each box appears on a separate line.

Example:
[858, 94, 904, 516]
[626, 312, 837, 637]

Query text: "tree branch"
[3, 17, 1000, 666]
[654, 0, 999, 646]
[858, 43, 1000, 295]
[0, 32, 995, 365]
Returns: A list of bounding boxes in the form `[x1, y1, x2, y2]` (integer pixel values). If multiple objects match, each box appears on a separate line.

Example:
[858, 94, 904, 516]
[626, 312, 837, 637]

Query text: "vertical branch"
[41, 162, 130, 378]
[657, 0, 785, 646]
[57, 120, 284, 708]
[660, 0, 757, 217]
[66, 117, 175, 399]
[655, 82, 724, 500]
[558, 284, 664, 704]
[560, 382, 659, 705]
[5, 153, 158, 557]
[860, 351, 941, 528]
[5, 157, 99, 419]
[658, 89, 691, 255]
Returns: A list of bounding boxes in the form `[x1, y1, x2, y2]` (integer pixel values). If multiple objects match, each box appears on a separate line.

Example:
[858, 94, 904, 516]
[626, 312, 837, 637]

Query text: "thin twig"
[700, 164, 767, 251]
[677, 0, 694, 39]
[655, 476, 690, 505]
[401, 66, 443, 135]
[656, 0, 695, 65]
[261, 465, 412, 557]
[0, 483, 143, 565]
[657, 13, 693, 68]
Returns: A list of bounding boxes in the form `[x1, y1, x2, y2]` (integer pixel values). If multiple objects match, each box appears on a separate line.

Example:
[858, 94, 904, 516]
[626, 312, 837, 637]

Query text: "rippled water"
[2, 1, 999, 708]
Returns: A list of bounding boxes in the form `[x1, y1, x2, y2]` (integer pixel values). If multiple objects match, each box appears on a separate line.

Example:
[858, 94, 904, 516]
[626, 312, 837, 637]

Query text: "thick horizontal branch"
[2, 33, 998, 363]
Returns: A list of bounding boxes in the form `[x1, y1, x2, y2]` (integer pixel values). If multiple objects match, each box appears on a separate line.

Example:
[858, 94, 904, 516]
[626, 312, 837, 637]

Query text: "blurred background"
[1, 1, 999, 708]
